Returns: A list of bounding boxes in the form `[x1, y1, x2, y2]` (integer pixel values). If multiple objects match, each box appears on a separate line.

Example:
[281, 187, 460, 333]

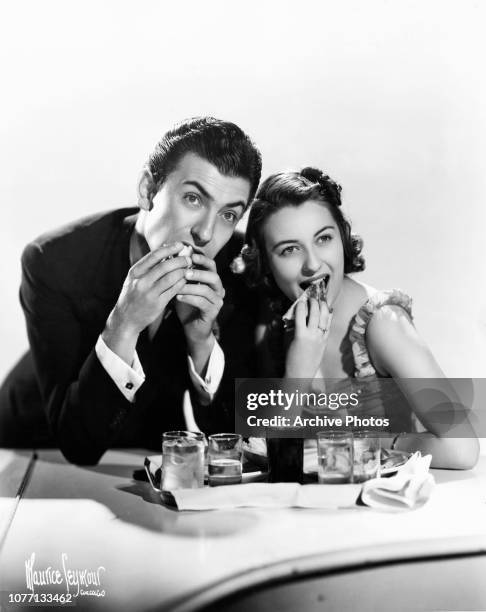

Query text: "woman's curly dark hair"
[232, 167, 365, 297]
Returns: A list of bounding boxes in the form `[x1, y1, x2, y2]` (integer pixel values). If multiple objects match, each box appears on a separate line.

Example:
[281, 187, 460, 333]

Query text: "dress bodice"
[348, 288, 413, 377]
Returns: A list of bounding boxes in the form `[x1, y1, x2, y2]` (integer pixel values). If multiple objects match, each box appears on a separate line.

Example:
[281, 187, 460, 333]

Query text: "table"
[0, 450, 35, 550]
[1, 450, 486, 611]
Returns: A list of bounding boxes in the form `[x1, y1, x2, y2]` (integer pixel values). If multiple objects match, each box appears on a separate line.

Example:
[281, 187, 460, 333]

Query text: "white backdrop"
[1, 0, 485, 381]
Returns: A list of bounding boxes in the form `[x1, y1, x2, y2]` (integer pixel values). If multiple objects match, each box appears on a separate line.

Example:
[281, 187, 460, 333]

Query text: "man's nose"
[191, 211, 217, 247]
[302, 248, 321, 276]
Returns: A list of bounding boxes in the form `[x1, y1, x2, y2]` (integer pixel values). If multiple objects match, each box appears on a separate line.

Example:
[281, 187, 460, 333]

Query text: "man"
[0, 117, 262, 464]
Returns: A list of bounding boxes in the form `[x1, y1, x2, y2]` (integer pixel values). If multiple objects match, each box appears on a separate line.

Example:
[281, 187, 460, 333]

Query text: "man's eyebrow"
[271, 226, 335, 251]
[183, 181, 246, 211]
[183, 180, 211, 199]
[224, 201, 246, 211]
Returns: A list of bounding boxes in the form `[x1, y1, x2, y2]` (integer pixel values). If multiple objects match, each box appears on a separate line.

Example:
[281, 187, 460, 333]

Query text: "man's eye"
[184, 193, 202, 207]
[221, 210, 238, 224]
[280, 245, 299, 256]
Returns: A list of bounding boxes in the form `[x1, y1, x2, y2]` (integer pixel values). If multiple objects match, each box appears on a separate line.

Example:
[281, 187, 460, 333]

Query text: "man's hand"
[102, 243, 190, 364]
[175, 252, 225, 373]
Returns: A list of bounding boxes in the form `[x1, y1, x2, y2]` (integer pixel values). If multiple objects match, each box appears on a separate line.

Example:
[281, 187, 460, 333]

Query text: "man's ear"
[137, 167, 157, 211]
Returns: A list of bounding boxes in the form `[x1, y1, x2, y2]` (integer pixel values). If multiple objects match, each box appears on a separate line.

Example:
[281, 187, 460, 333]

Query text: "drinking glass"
[353, 432, 381, 483]
[161, 431, 205, 491]
[317, 431, 353, 484]
[208, 433, 243, 486]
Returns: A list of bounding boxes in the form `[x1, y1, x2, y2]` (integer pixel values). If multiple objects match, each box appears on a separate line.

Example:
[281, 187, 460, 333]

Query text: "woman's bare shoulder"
[337, 277, 378, 318]
[347, 277, 379, 299]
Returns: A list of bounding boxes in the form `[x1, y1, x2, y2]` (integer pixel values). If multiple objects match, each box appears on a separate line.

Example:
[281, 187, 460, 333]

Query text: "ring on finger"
[318, 326, 327, 333]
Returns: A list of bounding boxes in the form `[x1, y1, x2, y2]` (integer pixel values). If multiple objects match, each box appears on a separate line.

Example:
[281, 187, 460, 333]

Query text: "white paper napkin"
[171, 482, 361, 511]
[360, 452, 435, 509]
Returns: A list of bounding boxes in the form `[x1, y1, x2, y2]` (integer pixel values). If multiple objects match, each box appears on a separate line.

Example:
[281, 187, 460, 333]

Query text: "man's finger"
[160, 276, 187, 303]
[184, 268, 224, 294]
[131, 242, 184, 276]
[144, 255, 191, 285]
[176, 294, 217, 313]
[153, 268, 187, 295]
[190, 253, 217, 272]
[176, 282, 223, 307]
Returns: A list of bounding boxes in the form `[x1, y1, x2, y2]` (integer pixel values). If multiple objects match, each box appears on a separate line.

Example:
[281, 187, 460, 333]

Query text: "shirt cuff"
[95, 335, 145, 403]
[187, 339, 225, 403]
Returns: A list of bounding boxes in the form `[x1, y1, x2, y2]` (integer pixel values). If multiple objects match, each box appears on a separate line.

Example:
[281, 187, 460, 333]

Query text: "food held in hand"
[282, 276, 330, 330]
[178, 244, 193, 259]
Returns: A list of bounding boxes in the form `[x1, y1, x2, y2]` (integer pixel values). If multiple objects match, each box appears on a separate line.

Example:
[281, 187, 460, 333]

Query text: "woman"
[235, 167, 478, 469]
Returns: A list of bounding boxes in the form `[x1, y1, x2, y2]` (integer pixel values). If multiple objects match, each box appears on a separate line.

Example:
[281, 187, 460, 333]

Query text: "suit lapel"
[80, 210, 137, 325]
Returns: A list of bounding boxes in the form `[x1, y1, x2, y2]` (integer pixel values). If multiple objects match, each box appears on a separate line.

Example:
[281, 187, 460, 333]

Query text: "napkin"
[171, 482, 361, 511]
[360, 452, 435, 509]
[282, 278, 329, 329]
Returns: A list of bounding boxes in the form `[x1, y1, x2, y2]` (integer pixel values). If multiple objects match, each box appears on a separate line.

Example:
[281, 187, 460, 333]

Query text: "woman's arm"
[367, 305, 479, 469]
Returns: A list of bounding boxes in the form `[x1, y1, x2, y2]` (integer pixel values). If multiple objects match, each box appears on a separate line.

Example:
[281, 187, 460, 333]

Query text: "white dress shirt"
[95, 335, 225, 403]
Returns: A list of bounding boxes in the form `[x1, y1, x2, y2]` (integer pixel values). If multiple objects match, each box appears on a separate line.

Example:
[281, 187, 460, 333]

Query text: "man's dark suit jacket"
[0, 208, 257, 464]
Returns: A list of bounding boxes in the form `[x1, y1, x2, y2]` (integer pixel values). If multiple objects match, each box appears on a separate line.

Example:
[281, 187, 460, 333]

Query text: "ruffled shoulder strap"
[349, 289, 413, 378]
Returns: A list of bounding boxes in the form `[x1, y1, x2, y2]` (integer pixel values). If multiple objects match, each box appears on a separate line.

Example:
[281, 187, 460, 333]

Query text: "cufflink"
[206, 376, 211, 385]
[125, 382, 134, 390]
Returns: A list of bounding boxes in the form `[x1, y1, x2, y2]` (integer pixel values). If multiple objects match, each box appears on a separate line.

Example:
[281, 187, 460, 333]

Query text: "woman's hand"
[284, 297, 333, 378]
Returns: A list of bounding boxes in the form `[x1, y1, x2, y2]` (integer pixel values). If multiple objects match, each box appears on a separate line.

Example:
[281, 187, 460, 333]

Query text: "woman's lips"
[299, 274, 330, 292]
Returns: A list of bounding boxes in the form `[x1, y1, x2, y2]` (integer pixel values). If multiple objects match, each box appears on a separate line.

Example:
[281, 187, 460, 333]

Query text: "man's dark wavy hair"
[238, 167, 365, 293]
[146, 117, 262, 205]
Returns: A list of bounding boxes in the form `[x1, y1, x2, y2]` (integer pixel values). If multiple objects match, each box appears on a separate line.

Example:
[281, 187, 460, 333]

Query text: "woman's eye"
[317, 234, 332, 244]
[280, 245, 299, 256]
[184, 193, 202, 207]
[221, 210, 238, 224]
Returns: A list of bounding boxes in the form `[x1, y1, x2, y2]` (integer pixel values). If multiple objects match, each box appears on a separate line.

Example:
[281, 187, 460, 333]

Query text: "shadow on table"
[431, 469, 476, 485]
[25, 452, 260, 538]
[26, 450, 481, 539]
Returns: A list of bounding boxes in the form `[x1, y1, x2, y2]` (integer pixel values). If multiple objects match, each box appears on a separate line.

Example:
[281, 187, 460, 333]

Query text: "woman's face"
[262, 199, 345, 304]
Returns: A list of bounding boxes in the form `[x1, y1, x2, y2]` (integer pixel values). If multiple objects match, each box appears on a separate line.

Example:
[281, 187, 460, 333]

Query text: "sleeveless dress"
[343, 288, 415, 432]
[348, 288, 413, 378]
